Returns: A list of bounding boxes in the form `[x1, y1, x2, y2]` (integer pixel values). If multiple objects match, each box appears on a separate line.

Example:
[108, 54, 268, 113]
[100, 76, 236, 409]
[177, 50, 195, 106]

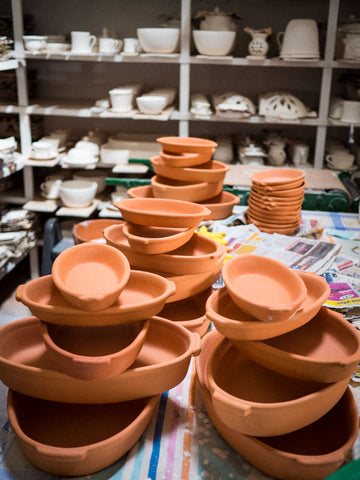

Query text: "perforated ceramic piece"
[156, 136, 218, 154]
[151, 175, 223, 203]
[259, 92, 309, 120]
[73, 219, 124, 244]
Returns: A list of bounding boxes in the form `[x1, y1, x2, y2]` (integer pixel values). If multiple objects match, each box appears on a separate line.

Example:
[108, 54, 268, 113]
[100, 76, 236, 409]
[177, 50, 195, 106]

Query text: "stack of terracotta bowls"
[127, 136, 240, 220]
[198, 253, 360, 480]
[2, 241, 201, 476]
[105, 197, 228, 336]
[246, 168, 305, 234]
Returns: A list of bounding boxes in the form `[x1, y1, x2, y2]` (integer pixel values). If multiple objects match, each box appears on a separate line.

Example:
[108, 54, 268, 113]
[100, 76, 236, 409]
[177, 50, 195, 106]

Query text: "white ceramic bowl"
[46, 42, 70, 53]
[59, 180, 97, 208]
[193, 30, 236, 56]
[136, 95, 167, 115]
[137, 28, 180, 54]
[23, 35, 48, 52]
[73, 170, 107, 193]
[101, 143, 130, 165]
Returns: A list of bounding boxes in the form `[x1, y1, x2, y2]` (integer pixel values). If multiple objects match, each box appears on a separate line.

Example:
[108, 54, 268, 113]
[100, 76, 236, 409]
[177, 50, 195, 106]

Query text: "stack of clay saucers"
[198, 253, 360, 480]
[246, 168, 306, 235]
[4, 241, 202, 476]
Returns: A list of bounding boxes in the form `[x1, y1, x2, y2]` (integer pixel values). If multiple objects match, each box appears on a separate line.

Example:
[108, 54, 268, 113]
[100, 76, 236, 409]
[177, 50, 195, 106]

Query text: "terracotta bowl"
[248, 198, 303, 216]
[206, 271, 330, 341]
[127, 184, 155, 198]
[8, 390, 158, 476]
[72, 219, 124, 244]
[196, 330, 359, 480]
[114, 197, 211, 228]
[151, 175, 223, 202]
[249, 190, 304, 208]
[222, 254, 307, 322]
[251, 168, 305, 187]
[40, 320, 150, 380]
[248, 221, 300, 235]
[151, 156, 229, 183]
[122, 222, 196, 255]
[159, 149, 214, 167]
[199, 191, 240, 220]
[104, 224, 226, 275]
[247, 207, 302, 224]
[0, 316, 201, 403]
[52, 243, 131, 311]
[251, 183, 305, 197]
[156, 136, 218, 154]
[207, 336, 350, 437]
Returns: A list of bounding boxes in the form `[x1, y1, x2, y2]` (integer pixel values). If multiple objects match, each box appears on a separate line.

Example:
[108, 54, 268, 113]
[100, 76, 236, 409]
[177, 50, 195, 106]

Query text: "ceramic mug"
[40, 178, 62, 199]
[292, 143, 310, 166]
[109, 88, 134, 112]
[123, 38, 140, 54]
[31, 140, 57, 158]
[71, 31, 97, 53]
[99, 37, 122, 54]
[340, 100, 360, 123]
[326, 152, 355, 169]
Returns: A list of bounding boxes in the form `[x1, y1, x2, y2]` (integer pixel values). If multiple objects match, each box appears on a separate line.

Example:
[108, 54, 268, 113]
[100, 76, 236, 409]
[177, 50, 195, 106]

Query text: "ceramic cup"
[109, 88, 134, 112]
[71, 31, 97, 53]
[123, 38, 140, 54]
[292, 143, 310, 166]
[278, 19, 319, 58]
[40, 178, 62, 199]
[31, 140, 57, 158]
[99, 37, 122, 54]
[339, 100, 360, 123]
[326, 152, 355, 169]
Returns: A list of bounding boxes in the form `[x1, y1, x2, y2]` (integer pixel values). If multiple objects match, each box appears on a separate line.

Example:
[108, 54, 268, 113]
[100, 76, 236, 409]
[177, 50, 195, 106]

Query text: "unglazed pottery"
[40, 320, 150, 380]
[114, 197, 211, 228]
[52, 243, 131, 311]
[159, 149, 214, 167]
[199, 191, 240, 220]
[127, 184, 155, 199]
[104, 224, 226, 275]
[16, 271, 175, 326]
[251, 168, 305, 188]
[8, 390, 158, 476]
[207, 336, 350, 437]
[205, 270, 330, 341]
[122, 222, 196, 255]
[151, 175, 223, 202]
[73, 219, 124, 244]
[222, 254, 307, 322]
[196, 330, 359, 480]
[156, 136, 218, 154]
[0, 316, 200, 403]
[251, 183, 305, 197]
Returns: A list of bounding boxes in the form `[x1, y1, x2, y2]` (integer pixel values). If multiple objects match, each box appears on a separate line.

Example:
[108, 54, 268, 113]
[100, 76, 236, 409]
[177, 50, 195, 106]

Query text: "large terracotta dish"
[222, 254, 307, 322]
[122, 222, 196, 255]
[0, 316, 200, 403]
[40, 320, 150, 380]
[151, 175, 223, 203]
[52, 243, 131, 311]
[16, 271, 175, 326]
[207, 336, 350, 437]
[199, 191, 240, 220]
[234, 306, 360, 383]
[196, 330, 359, 480]
[72, 219, 124, 244]
[114, 197, 211, 228]
[251, 168, 305, 187]
[159, 149, 214, 167]
[104, 224, 226, 275]
[206, 271, 331, 341]
[151, 156, 229, 183]
[156, 136, 218, 154]
[8, 390, 158, 476]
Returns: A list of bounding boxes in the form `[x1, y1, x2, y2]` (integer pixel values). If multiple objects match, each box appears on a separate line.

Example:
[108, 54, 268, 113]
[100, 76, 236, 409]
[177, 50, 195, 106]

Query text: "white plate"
[29, 151, 58, 160]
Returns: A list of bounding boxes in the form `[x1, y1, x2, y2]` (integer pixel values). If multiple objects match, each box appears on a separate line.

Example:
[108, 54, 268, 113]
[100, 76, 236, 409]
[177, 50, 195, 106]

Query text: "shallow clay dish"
[16, 271, 175, 326]
[222, 254, 307, 322]
[196, 330, 359, 480]
[151, 156, 229, 183]
[114, 197, 211, 228]
[159, 149, 214, 167]
[8, 390, 158, 476]
[246, 214, 301, 235]
[0, 316, 200, 403]
[251, 168, 305, 187]
[104, 224, 226, 275]
[206, 271, 330, 341]
[72, 219, 124, 244]
[40, 320, 150, 380]
[207, 336, 350, 437]
[157, 136, 218, 154]
[199, 191, 240, 220]
[151, 175, 223, 203]
[122, 222, 196, 255]
[127, 184, 155, 199]
[52, 243, 131, 311]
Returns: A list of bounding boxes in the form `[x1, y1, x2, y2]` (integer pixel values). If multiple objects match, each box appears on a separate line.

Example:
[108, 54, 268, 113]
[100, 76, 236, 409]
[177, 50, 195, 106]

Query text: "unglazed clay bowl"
[199, 191, 240, 220]
[122, 222, 196, 255]
[207, 336, 350, 437]
[159, 149, 214, 167]
[126, 184, 155, 199]
[251, 183, 305, 198]
[39, 320, 150, 380]
[248, 198, 303, 215]
[72, 219, 124, 244]
[7, 390, 158, 476]
[251, 168, 305, 188]
[196, 330, 359, 480]
[222, 254, 307, 322]
[151, 175, 223, 202]
[114, 197, 211, 228]
[15, 271, 175, 326]
[104, 224, 226, 275]
[156, 136, 218, 154]
[206, 271, 331, 341]
[0, 316, 201, 403]
[52, 243, 131, 311]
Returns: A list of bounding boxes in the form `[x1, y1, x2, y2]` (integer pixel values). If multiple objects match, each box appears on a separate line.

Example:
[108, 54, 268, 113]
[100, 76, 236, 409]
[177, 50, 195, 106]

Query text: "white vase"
[248, 32, 269, 57]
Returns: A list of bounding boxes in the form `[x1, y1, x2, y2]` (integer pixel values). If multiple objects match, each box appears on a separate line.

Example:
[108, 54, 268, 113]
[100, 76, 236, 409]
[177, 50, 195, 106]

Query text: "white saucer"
[108, 108, 133, 114]
[40, 192, 59, 200]
[30, 151, 58, 160]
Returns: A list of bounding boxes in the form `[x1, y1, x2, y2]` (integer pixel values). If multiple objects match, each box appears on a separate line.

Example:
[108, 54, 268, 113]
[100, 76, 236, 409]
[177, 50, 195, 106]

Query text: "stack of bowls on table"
[1, 241, 202, 476]
[127, 136, 240, 220]
[197, 253, 360, 480]
[105, 197, 228, 336]
[246, 168, 306, 235]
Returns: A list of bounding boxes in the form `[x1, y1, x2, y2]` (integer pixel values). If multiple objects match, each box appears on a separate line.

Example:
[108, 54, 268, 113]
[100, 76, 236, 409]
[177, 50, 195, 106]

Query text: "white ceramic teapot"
[196, 7, 238, 32]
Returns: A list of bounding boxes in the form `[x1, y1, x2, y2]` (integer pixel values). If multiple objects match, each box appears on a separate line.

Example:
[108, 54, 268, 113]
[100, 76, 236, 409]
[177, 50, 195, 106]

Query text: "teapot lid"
[195, 7, 238, 18]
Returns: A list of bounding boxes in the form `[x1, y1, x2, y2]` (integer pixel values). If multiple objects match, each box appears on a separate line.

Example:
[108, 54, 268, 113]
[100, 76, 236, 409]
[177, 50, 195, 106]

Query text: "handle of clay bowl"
[212, 390, 252, 416]
[295, 450, 346, 467]
[276, 31, 284, 49]
[202, 207, 212, 221]
[166, 280, 177, 299]
[15, 284, 24, 302]
[190, 332, 202, 357]
[35, 444, 88, 461]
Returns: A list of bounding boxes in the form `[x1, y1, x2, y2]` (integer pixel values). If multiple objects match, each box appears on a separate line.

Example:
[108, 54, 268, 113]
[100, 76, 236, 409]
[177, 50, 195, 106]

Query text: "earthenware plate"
[151, 175, 223, 203]
[156, 136, 217, 154]
[151, 156, 229, 183]
[159, 149, 214, 167]
[73, 219, 124, 244]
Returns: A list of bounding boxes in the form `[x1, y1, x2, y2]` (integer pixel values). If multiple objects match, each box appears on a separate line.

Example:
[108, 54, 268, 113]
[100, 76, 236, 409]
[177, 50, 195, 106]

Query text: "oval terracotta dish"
[0, 316, 201, 403]
[196, 330, 359, 480]
[8, 390, 158, 476]
[151, 175, 223, 202]
[114, 197, 211, 228]
[207, 336, 350, 437]
[40, 320, 150, 380]
[206, 270, 331, 341]
[159, 149, 214, 167]
[199, 191, 240, 220]
[122, 222, 196, 255]
[157, 136, 218, 154]
[222, 254, 307, 322]
[16, 271, 175, 326]
[52, 243, 131, 311]
[251, 168, 305, 186]
[72, 219, 124, 244]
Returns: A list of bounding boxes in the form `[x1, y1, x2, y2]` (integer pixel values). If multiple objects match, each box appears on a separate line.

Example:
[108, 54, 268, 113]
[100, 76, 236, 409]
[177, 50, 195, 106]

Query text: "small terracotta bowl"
[199, 191, 240, 220]
[156, 136, 218, 154]
[251, 168, 305, 187]
[7, 390, 159, 476]
[127, 184, 154, 199]
[222, 254, 307, 322]
[73, 219, 124, 244]
[151, 156, 229, 183]
[52, 243, 131, 311]
[159, 149, 214, 167]
[151, 175, 223, 203]
[122, 222, 196, 255]
[40, 320, 150, 380]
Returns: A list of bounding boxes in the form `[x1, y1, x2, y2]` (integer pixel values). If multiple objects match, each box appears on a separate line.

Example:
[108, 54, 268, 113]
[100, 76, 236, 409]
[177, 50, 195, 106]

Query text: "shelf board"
[23, 51, 181, 64]
[189, 56, 326, 68]
[0, 58, 19, 71]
